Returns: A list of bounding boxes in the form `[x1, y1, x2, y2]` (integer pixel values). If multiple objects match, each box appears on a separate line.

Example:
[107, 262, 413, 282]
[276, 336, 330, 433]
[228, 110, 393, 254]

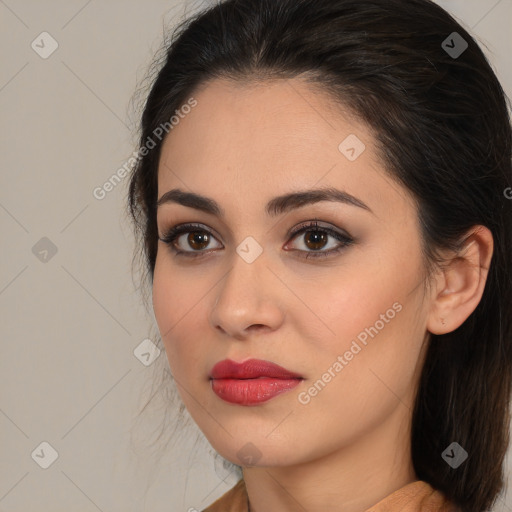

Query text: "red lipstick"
[209, 358, 303, 406]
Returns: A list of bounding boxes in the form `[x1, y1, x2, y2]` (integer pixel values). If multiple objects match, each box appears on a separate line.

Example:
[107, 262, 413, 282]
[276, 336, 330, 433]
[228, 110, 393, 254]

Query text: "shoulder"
[201, 478, 461, 512]
[365, 480, 461, 512]
[202, 479, 248, 512]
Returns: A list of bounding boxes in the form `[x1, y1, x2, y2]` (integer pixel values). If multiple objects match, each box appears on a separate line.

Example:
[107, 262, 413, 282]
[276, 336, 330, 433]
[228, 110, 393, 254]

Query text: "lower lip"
[211, 377, 302, 405]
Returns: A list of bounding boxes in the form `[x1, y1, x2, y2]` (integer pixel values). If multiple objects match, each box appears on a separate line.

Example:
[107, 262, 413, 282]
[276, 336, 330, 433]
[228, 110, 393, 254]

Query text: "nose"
[209, 252, 285, 341]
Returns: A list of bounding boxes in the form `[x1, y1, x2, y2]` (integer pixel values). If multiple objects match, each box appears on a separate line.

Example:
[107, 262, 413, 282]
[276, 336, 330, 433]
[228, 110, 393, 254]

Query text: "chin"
[206, 435, 307, 469]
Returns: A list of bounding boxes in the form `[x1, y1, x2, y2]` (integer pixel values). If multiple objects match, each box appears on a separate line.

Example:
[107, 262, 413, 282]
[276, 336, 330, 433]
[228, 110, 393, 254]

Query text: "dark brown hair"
[127, 1, 512, 510]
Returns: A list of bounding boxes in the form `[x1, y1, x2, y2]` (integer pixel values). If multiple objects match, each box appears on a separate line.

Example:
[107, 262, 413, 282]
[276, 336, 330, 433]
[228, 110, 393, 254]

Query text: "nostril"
[248, 324, 268, 332]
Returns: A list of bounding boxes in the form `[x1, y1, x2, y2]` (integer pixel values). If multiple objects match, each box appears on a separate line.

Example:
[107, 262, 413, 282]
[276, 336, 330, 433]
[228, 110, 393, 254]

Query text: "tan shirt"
[202, 479, 460, 512]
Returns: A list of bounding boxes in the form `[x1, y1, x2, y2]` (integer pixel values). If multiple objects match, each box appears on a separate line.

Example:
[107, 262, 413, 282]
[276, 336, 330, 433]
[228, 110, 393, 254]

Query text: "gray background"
[1, 0, 511, 511]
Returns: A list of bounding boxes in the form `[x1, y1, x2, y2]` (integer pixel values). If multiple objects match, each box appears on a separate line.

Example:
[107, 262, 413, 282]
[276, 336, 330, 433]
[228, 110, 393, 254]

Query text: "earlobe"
[426, 226, 493, 335]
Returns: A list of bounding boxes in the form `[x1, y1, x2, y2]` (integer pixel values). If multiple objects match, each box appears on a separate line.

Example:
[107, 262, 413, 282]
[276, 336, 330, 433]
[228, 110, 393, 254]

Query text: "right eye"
[159, 223, 223, 257]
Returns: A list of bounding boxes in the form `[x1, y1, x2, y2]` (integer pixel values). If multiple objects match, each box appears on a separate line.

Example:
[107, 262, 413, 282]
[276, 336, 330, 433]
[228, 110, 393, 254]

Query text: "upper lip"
[210, 358, 303, 380]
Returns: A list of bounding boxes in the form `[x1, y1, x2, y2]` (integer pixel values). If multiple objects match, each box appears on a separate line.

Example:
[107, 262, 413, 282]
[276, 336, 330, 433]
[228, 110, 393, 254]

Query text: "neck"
[242, 405, 417, 512]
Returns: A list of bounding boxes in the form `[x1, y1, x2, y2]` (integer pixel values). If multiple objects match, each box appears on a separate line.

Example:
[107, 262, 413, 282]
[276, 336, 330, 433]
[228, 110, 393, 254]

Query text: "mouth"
[209, 358, 304, 406]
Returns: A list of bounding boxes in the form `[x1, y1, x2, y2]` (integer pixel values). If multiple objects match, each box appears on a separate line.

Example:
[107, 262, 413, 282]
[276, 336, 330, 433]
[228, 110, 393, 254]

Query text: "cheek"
[298, 242, 425, 379]
[152, 254, 208, 373]
[299, 254, 411, 354]
[299, 253, 426, 416]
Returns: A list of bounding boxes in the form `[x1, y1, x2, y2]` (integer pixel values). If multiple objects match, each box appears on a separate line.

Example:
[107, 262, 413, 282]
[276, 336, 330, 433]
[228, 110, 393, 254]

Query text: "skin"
[152, 77, 493, 512]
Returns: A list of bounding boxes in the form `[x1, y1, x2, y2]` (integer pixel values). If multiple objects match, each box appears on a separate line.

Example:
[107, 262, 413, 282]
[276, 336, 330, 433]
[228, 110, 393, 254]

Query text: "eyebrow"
[156, 186, 373, 217]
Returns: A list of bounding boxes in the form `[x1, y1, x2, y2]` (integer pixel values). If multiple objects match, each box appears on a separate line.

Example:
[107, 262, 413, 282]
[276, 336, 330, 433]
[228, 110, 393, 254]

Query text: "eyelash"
[158, 220, 354, 260]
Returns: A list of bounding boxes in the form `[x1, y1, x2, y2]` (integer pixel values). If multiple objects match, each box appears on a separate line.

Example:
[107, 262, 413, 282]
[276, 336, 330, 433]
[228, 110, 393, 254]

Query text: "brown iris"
[187, 231, 210, 250]
[303, 230, 328, 250]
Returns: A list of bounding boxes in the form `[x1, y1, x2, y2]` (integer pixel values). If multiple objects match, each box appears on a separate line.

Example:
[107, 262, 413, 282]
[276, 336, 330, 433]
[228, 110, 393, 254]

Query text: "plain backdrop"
[1, 1, 511, 511]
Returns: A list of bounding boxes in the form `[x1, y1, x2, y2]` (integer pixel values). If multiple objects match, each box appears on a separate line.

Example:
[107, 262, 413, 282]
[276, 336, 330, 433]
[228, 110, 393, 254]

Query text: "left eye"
[158, 220, 354, 259]
[284, 221, 354, 259]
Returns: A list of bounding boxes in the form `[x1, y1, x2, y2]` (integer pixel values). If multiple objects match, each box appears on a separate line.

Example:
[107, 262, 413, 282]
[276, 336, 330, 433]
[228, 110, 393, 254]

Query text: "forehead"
[159, 78, 368, 178]
[156, 77, 414, 221]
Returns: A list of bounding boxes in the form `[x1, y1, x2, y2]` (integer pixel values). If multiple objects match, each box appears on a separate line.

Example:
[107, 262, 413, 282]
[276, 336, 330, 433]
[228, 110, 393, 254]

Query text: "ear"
[427, 226, 494, 335]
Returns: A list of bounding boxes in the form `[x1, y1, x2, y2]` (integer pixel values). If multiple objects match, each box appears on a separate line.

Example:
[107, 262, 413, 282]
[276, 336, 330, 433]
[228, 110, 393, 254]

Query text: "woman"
[127, 0, 512, 510]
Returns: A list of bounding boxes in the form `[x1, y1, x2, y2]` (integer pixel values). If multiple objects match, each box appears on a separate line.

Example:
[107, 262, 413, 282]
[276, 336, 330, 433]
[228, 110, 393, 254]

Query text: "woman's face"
[152, 77, 433, 468]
